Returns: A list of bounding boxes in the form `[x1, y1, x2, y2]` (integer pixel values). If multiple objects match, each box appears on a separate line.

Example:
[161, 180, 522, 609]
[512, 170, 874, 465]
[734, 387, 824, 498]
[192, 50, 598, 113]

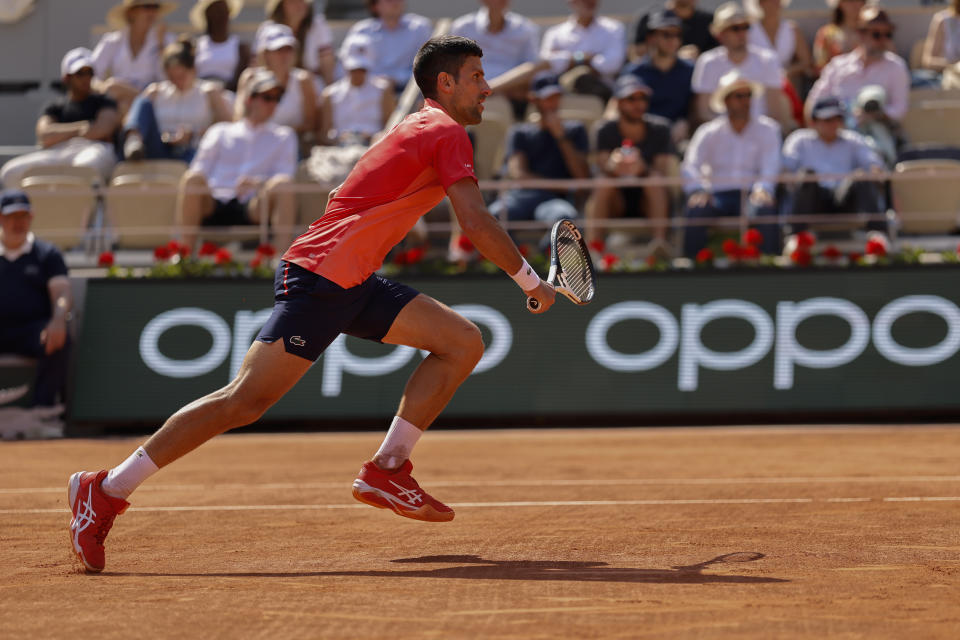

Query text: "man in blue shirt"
[489, 74, 590, 226]
[621, 11, 694, 145]
[781, 97, 885, 232]
[0, 191, 73, 410]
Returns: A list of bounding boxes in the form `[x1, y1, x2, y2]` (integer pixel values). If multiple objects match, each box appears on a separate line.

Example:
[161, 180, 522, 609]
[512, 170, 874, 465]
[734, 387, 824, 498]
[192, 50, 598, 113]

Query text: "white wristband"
[510, 258, 540, 291]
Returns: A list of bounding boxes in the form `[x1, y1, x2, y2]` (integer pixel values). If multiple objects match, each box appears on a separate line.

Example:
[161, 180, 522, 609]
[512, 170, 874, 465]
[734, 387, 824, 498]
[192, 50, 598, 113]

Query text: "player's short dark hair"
[413, 35, 483, 100]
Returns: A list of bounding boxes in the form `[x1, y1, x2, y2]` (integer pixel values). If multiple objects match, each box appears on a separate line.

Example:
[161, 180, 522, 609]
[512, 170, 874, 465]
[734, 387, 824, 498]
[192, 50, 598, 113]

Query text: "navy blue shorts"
[256, 261, 421, 361]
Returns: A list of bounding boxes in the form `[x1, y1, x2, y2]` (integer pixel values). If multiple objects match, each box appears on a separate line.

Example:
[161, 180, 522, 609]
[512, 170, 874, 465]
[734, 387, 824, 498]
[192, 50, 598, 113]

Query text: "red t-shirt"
[283, 98, 476, 287]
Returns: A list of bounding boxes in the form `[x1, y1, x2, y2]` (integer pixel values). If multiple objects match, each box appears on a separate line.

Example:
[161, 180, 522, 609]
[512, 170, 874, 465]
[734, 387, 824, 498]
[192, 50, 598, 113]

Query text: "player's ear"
[437, 71, 455, 95]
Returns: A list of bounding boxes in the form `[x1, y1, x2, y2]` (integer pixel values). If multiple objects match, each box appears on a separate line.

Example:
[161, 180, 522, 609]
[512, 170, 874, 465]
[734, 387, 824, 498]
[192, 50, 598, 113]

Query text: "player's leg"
[351, 291, 483, 522]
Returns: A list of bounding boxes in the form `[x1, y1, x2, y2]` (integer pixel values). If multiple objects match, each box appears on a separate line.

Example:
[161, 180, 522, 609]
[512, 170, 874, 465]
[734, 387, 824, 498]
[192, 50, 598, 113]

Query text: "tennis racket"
[527, 219, 597, 311]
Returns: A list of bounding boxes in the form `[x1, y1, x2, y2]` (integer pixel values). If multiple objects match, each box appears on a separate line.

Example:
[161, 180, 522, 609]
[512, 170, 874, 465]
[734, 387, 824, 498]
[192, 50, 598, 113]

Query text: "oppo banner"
[72, 269, 960, 423]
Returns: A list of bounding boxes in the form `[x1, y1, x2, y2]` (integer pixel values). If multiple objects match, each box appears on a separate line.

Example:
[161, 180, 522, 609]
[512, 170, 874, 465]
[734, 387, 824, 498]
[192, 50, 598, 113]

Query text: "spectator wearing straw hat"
[682, 70, 781, 257]
[781, 96, 885, 236]
[0, 190, 73, 411]
[318, 36, 396, 147]
[237, 23, 318, 148]
[691, 1, 793, 130]
[0, 48, 119, 189]
[256, 0, 336, 85]
[340, 0, 432, 93]
[178, 70, 297, 249]
[91, 0, 178, 116]
[192, 0, 250, 91]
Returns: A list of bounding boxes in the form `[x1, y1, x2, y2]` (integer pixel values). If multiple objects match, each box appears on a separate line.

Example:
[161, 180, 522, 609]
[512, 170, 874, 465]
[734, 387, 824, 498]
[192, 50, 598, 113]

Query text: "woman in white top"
[123, 38, 233, 162]
[191, 0, 251, 91]
[922, 0, 960, 89]
[318, 39, 395, 146]
[745, 0, 813, 92]
[92, 0, 178, 116]
[236, 23, 318, 151]
[255, 0, 335, 85]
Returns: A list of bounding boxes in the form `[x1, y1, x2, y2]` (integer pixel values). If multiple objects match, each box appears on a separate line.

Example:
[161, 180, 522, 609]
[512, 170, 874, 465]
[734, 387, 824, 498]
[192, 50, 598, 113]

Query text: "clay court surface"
[2, 425, 960, 639]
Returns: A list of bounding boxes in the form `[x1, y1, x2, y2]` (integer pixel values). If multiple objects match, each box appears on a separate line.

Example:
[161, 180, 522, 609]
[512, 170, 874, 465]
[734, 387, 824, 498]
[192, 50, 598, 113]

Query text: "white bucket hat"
[709, 69, 764, 113]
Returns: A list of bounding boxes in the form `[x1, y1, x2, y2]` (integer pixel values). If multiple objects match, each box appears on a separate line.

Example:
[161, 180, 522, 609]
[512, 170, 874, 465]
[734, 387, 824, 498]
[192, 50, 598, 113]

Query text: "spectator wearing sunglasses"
[691, 2, 793, 131]
[0, 48, 119, 188]
[806, 7, 908, 124]
[178, 70, 298, 250]
[630, 0, 718, 62]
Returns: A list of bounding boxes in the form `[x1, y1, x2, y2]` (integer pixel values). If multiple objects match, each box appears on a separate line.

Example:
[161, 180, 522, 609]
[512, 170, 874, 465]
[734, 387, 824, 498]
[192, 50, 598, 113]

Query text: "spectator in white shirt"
[341, 0, 433, 92]
[745, 0, 812, 93]
[682, 70, 782, 257]
[691, 2, 793, 130]
[781, 96, 885, 237]
[540, 0, 626, 102]
[122, 38, 233, 163]
[805, 7, 909, 164]
[178, 70, 298, 249]
[256, 0, 336, 85]
[237, 23, 318, 151]
[318, 36, 396, 146]
[191, 0, 251, 92]
[450, 0, 547, 109]
[92, 0, 178, 117]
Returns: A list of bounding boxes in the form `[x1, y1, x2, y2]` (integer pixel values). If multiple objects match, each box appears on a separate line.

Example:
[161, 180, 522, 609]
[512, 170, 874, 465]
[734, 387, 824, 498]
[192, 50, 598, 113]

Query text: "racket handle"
[526, 296, 540, 311]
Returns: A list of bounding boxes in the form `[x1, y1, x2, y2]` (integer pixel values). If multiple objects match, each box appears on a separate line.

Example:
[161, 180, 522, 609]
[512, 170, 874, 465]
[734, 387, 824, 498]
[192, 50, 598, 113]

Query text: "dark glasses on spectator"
[621, 93, 650, 102]
[135, 3, 162, 9]
[864, 29, 893, 40]
[71, 69, 94, 78]
[658, 30, 682, 39]
[254, 91, 284, 103]
[728, 91, 753, 100]
[727, 24, 750, 33]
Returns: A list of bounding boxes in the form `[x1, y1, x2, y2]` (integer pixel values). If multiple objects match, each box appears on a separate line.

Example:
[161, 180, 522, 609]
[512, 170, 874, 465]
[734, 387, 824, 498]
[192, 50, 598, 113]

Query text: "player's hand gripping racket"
[527, 219, 597, 311]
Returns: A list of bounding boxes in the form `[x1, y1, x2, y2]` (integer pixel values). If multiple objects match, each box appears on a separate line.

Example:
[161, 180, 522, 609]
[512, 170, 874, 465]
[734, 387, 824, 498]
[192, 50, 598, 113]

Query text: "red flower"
[822, 245, 842, 260]
[456, 234, 474, 253]
[153, 245, 172, 261]
[405, 246, 426, 264]
[214, 248, 232, 265]
[645, 254, 658, 267]
[256, 243, 276, 257]
[695, 248, 714, 263]
[790, 248, 812, 266]
[956, 241, 960, 255]
[795, 231, 816, 248]
[601, 253, 619, 270]
[198, 241, 219, 257]
[588, 239, 606, 253]
[518, 244, 530, 258]
[250, 255, 263, 269]
[848, 252, 863, 262]
[97, 251, 114, 267]
[741, 244, 760, 259]
[865, 238, 887, 257]
[721, 239, 741, 259]
[743, 228, 764, 247]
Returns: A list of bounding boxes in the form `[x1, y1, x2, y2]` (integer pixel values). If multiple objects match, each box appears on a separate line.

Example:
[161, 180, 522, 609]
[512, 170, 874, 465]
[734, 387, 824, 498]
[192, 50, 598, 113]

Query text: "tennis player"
[68, 35, 556, 573]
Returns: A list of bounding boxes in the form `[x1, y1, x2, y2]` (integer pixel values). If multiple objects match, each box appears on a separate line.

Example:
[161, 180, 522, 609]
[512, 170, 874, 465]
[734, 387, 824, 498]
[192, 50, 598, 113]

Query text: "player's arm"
[446, 178, 555, 313]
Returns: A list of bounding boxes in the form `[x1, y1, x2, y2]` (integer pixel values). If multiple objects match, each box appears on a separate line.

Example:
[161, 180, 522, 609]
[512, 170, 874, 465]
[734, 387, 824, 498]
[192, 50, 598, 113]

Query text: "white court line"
[5, 496, 960, 515]
[4, 475, 960, 495]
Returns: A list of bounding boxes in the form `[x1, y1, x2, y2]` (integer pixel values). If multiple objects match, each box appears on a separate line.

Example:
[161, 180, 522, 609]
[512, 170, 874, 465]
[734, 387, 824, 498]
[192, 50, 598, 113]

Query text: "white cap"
[61, 47, 95, 77]
[341, 35, 374, 71]
[256, 23, 298, 54]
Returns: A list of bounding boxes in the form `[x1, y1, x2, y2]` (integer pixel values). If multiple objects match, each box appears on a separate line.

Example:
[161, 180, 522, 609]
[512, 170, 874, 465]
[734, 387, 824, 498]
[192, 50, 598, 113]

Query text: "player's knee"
[453, 321, 484, 370]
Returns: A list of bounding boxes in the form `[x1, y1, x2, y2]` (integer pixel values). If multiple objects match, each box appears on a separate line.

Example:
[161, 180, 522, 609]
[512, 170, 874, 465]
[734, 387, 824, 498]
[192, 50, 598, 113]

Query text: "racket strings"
[555, 228, 595, 303]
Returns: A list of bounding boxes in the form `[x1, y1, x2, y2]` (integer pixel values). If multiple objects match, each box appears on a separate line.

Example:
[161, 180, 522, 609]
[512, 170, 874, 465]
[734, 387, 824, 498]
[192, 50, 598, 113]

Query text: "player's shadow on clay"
[112, 552, 787, 583]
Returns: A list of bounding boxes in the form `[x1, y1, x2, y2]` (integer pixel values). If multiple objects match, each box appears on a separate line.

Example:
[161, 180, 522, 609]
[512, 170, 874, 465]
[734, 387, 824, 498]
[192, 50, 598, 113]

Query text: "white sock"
[102, 446, 160, 500]
[373, 416, 423, 470]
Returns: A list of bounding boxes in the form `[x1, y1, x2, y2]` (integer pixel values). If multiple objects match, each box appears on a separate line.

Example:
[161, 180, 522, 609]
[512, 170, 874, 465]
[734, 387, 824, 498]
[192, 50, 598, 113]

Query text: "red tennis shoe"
[68, 470, 129, 572]
[352, 460, 454, 522]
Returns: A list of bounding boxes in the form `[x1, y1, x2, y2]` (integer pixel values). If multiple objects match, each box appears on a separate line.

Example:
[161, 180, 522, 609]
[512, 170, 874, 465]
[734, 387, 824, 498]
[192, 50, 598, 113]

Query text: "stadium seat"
[19, 174, 96, 250]
[468, 114, 510, 180]
[111, 159, 188, 182]
[105, 173, 180, 249]
[19, 164, 100, 185]
[480, 94, 515, 124]
[891, 159, 960, 234]
[901, 100, 960, 146]
[295, 161, 330, 228]
[525, 93, 607, 130]
[908, 87, 960, 106]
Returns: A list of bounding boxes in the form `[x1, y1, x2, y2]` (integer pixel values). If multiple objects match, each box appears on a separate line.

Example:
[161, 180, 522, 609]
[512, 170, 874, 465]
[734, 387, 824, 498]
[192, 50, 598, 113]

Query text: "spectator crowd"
[1, 0, 957, 259]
